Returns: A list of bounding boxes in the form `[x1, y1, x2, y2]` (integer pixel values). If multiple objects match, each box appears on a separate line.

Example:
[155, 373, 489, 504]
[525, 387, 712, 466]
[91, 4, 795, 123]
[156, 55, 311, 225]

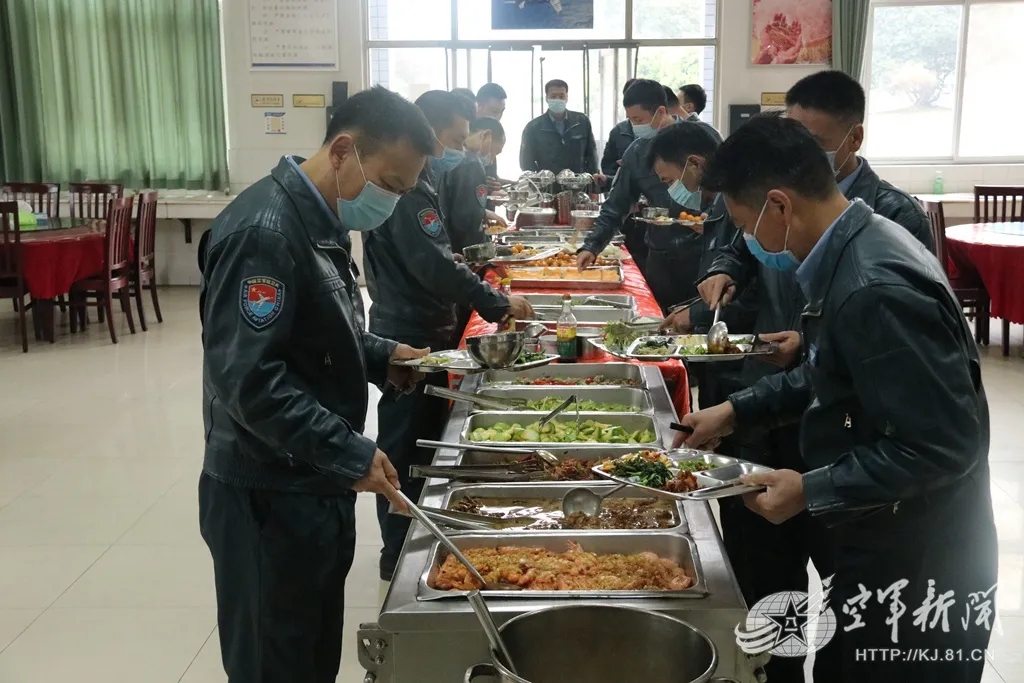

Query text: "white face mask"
[825, 126, 855, 176]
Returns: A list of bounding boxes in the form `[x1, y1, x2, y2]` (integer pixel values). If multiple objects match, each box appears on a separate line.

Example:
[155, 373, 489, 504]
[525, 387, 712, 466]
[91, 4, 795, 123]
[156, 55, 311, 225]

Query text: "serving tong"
[423, 385, 525, 411]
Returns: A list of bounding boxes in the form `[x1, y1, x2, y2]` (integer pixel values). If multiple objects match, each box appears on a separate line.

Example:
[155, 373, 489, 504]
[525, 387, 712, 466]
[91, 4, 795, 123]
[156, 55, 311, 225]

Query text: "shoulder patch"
[476, 184, 488, 208]
[240, 277, 284, 329]
[418, 208, 442, 237]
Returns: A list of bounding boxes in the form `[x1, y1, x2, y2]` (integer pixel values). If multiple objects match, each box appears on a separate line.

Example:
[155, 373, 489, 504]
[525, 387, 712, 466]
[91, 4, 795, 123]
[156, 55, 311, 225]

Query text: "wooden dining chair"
[919, 199, 990, 346]
[131, 191, 163, 331]
[68, 182, 124, 220]
[974, 185, 1024, 223]
[68, 196, 136, 343]
[0, 201, 29, 352]
[1, 182, 61, 218]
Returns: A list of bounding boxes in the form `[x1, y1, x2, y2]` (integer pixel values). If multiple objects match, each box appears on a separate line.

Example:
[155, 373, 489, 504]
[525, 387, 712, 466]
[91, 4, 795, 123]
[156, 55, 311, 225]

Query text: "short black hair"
[786, 70, 866, 124]
[623, 79, 667, 114]
[414, 90, 475, 131]
[545, 79, 569, 95]
[678, 84, 707, 114]
[702, 113, 838, 208]
[647, 121, 720, 169]
[663, 86, 680, 109]
[471, 115, 506, 141]
[476, 82, 507, 103]
[323, 85, 434, 155]
[622, 78, 637, 97]
[451, 87, 477, 103]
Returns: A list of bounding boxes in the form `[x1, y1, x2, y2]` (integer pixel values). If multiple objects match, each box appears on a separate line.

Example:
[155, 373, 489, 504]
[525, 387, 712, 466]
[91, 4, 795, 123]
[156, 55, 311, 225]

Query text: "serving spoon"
[416, 439, 561, 466]
[561, 483, 628, 518]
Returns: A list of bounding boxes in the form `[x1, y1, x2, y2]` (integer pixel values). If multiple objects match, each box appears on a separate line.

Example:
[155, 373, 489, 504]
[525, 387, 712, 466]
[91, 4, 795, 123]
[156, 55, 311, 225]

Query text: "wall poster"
[249, 0, 338, 69]
[751, 0, 833, 66]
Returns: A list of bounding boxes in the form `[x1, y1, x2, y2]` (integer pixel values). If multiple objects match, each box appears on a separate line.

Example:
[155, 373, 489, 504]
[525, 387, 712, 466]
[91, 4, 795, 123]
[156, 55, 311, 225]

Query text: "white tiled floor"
[0, 288, 1022, 683]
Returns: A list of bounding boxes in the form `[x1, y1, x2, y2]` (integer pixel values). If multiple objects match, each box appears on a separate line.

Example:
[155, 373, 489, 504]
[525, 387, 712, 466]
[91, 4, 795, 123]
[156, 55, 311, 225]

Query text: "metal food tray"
[623, 334, 777, 363]
[527, 305, 635, 324]
[474, 386, 653, 413]
[592, 450, 773, 500]
[392, 350, 559, 375]
[440, 483, 687, 532]
[490, 246, 564, 264]
[417, 531, 707, 600]
[508, 265, 624, 291]
[635, 217, 703, 227]
[519, 293, 635, 308]
[499, 232, 566, 244]
[481, 362, 645, 387]
[454, 445, 649, 468]
[462, 411, 662, 449]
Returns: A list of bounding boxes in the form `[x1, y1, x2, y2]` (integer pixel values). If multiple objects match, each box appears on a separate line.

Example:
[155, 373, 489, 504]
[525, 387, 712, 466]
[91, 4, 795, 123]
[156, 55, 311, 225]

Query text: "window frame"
[863, 0, 1024, 164]
[363, 0, 720, 122]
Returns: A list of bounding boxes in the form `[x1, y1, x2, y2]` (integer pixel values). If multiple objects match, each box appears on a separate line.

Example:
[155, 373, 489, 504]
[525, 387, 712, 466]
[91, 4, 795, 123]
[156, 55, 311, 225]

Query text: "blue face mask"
[547, 98, 567, 114]
[632, 123, 655, 139]
[430, 146, 465, 175]
[824, 126, 855, 177]
[668, 162, 702, 211]
[335, 148, 401, 232]
[743, 199, 800, 271]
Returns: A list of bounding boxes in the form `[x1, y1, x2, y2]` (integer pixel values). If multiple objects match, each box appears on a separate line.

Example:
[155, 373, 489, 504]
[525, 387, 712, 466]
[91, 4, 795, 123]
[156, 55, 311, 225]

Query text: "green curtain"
[0, 4, 44, 184]
[2, 0, 228, 190]
[832, 0, 871, 79]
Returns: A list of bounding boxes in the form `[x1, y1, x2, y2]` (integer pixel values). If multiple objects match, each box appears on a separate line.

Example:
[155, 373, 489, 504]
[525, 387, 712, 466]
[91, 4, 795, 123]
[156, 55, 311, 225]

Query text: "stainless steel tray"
[462, 411, 662, 449]
[474, 386, 653, 413]
[392, 350, 559, 374]
[519, 293, 636, 308]
[528, 306, 635, 324]
[635, 217, 703, 227]
[454, 445, 647, 468]
[592, 450, 773, 500]
[622, 334, 778, 363]
[498, 233, 566, 245]
[490, 246, 563, 264]
[440, 483, 686, 532]
[507, 265, 624, 291]
[481, 362, 645, 387]
[417, 531, 707, 600]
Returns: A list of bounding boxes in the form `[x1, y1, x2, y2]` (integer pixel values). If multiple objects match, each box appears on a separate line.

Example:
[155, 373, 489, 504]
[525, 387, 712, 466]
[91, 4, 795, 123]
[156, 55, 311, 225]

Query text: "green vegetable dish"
[522, 397, 632, 412]
[635, 342, 673, 356]
[602, 321, 644, 351]
[606, 453, 674, 488]
[419, 356, 451, 366]
[675, 460, 714, 472]
[469, 420, 656, 444]
[515, 351, 549, 365]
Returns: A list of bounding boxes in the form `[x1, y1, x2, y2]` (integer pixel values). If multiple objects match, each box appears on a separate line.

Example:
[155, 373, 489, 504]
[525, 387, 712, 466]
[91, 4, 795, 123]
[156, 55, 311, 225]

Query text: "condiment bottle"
[556, 293, 578, 362]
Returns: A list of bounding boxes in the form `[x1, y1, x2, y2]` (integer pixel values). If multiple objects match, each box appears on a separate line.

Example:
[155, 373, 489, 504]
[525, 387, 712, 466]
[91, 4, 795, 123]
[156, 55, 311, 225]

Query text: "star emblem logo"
[767, 594, 810, 650]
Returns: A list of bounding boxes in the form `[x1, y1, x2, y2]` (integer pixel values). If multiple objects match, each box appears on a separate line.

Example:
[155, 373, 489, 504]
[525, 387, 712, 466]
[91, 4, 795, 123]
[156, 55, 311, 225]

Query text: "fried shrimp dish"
[432, 541, 693, 591]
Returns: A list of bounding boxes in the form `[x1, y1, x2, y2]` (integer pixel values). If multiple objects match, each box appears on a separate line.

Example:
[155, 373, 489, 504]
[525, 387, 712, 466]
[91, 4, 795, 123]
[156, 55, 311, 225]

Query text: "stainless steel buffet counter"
[357, 366, 760, 683]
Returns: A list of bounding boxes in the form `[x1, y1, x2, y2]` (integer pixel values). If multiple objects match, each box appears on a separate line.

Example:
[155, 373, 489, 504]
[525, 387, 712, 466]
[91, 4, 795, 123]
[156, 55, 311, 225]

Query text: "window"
[864, 0, 1024, 161]
[366, 0, 719, 178]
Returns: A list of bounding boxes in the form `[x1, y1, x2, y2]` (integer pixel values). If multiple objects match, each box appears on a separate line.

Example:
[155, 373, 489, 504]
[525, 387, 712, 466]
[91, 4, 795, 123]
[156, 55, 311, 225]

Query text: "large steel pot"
[464, 604, 740, 683]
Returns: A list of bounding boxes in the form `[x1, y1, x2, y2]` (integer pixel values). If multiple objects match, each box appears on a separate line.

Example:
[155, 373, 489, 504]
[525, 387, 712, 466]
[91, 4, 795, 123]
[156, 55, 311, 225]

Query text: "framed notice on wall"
[248, 0, 338, 70]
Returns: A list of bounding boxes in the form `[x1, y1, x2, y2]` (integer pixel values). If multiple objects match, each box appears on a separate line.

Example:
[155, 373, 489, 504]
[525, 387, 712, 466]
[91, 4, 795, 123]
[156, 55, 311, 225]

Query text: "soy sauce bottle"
[556, 294, 578, 362]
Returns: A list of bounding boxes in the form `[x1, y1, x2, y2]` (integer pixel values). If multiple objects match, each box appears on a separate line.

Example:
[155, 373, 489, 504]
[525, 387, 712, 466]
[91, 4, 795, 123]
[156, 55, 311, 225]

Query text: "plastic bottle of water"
[933, 170, 944, 195]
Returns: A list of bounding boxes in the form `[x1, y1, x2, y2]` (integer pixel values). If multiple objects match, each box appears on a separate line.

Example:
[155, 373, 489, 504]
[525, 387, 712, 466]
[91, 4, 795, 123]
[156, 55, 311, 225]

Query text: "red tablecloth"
[459, 258, 692, 417]
[18, 223, 106, 299]
[946, 223, 1024, 325]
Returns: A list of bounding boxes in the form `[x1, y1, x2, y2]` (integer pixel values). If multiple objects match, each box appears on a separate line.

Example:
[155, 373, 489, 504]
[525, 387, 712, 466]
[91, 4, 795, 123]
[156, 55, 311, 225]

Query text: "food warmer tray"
[440, 483, 688, 533]
[526, 305, 635, 324]
[498, 232, 566, 245]
[416, 531, 707, 601]
[635, 217, 703, 227]
[519, 293, 635, 308]
[454, 444, 644, 468]
[623, 335, 778, 363]
[489, 246, 564, 264]
[508, 265, 624, 291]
[480, 361, 645, 387]
[473, 386, 653, 414]
[592, 450, 773, 500]
[462, 411, 663, 450]
[391, 349, 559, 374]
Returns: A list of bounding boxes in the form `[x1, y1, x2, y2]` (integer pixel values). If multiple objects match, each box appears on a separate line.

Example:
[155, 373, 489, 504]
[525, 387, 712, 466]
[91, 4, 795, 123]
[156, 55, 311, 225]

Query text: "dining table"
[18, 217, 106, 342]
[945, 222, 1024, 356]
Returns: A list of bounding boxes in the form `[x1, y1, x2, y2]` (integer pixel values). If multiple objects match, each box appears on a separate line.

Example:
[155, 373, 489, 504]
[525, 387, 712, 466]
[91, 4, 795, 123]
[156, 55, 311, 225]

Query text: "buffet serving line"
[356, 173, 763, 683]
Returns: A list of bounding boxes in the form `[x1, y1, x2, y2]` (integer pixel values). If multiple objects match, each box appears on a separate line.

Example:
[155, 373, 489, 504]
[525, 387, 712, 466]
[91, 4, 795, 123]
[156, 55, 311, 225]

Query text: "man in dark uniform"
[577, 81, 707, 312]
[687, 73, 938, 683]
[520, 79, 602, 180]
[363, 90, 534, 581]
[475, 82, 508, 188]
[679, 114, 997, 683]
[438, 115, 507, 254]
[678, 83, 723, 143]
[600, 78, 636, 180]
[198, 86, 434, 683]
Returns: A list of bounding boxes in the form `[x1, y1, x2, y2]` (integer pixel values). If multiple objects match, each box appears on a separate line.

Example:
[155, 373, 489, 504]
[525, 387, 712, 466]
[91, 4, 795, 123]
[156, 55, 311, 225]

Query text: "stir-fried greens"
[602, 451, 675, 488]
[419, 356, 451, 365]
[515, 351, 549, 365]
[634, 341, 673, 356]
[469, 419, 656, 444]
[522, 397, 632, 412]
[602, 321, 645, 351]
